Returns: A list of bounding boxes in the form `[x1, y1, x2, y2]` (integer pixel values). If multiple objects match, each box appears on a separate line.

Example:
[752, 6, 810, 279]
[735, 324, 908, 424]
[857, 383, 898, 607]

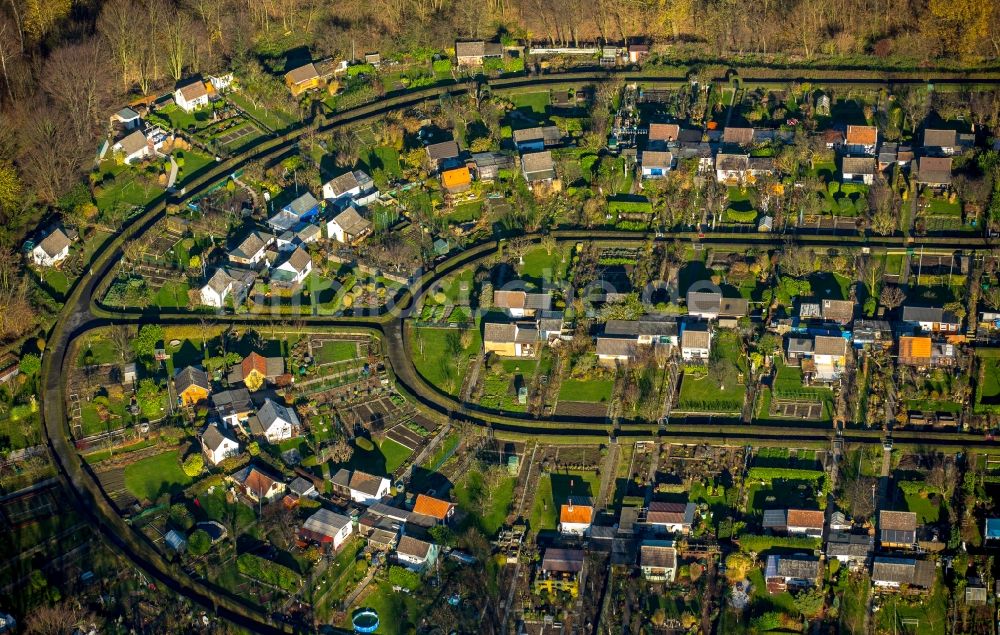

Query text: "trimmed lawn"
[94, 174, 162, 214]
[809, 159, 837, 181]
[154, 280, 190, 309]
[746, 478, 821, 516]
[77, 335, 118, 366]
[903, 488, 941, 524]
[875, 572, 947, 634]
[0, 411, 41, 451]
[124, 450, 193, 502]
[927, 197, 962, 216]
[772, 364, 835, 413]
[227, 91, 298, 131]
[410, 325, 481, 396]
[520, 245, 571, 281]
[725, 186, 757, 223]
[809, 271, 852, 301]
[529, 469, 600, 532]
[315, 340, 359, 364]
[979, 358, 1000, 401]
[174, 150, 216, 187]
[198, 487, 256, 527]
[447, 200, 483, 223]
[454, 470, 516, 536]
[677, 371, 745, 412]
[379, 438, 412, 474]
[41, 269, 71, 296]
[559, 379, 614, 403]
[906, 399, 962, 413]
[747, 568, 798, 615]
[343, 580, 425, 634]
[156, 104, 214, 131]
[369, 146, 403, 180]
[511, 91, 550, 114]
[886, 253, 905, 276]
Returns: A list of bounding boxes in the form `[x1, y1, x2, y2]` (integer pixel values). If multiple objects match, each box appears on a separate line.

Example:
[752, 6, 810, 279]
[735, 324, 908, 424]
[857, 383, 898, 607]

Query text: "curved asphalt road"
[39, 68, 1000, 633]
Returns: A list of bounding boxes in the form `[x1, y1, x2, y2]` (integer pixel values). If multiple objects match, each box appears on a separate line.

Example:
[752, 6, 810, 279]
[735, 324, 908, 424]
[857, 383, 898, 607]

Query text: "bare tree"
[109, 324, 135, 366]
[843, 475, 877, 523]
[880, 285, 906, 310]
[98, 0, 138, 91]
[24, 602, 100, 635]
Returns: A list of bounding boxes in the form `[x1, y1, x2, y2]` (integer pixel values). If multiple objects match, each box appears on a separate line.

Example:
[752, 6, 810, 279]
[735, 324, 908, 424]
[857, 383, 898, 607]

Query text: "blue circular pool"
[352, 608, 379, 633]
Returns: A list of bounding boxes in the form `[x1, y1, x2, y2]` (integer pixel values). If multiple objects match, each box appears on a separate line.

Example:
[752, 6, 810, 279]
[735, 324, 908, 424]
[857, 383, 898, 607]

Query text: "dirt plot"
[216, 122, 262, 148]
[96, 467, 138, 512]
[772, 399, 823, 419]
[146, 229, 184, 260]
[339, 395, 413, 436]
[384, 425, 424, 450]
[409, 414, 439, 434]
[308, 375, 384, 404]
[658, 444, 746, 482]
[0, 486, 59, 525]
[554, 400, 609, 418]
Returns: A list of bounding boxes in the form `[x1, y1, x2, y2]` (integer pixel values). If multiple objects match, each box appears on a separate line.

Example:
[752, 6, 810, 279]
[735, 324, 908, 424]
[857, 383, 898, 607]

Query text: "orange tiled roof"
[413, 494, 453, 519]
[846, 125, 877, 146]
[442, 167, 472, 189]
[900, 336, 931, 359]
[786, 509, 824, 528]
[560, 504, 594, 525]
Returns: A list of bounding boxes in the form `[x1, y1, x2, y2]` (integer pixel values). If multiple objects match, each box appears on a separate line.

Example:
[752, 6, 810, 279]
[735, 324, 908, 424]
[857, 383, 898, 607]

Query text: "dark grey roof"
[923, 129, 957, 148]
[826, 531, 873, 558]
[286, 192, 319, 216]
[397, 535, 432, 559]
[640, 542, 677, 568]
[871, 557, 934, 587]
[175, 366, 209, 394]
[37, 228, 72, 257]
[426, 140, 460, 161]
[595, 337, 638, 358]
[512, 126, 561, 146]
[769, 554, 821, 580]
[211, 388, 253, 414]
[350, 470, 388, 497]
[902, 306, 959, 325]
[541, 548, 585, 573]
[331, 468, 351, 489]
[762, 509, 787, 528]
[842, 157, 876, 175]
[604, 318, 678, 338]
[201, 424, 235, 452]
[288, 476, 315, 496]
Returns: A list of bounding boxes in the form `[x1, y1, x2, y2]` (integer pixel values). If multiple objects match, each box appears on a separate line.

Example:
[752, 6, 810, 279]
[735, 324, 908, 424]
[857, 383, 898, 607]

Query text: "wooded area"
[0, 0, 996, 251]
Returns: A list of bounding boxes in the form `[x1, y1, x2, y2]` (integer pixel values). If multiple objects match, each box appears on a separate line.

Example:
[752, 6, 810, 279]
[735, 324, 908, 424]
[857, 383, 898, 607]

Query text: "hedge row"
[236, 554, 301, 593]
[737, 533, 822, 553]
[747, 467, 825, 482]
[609, 200, 653, 214]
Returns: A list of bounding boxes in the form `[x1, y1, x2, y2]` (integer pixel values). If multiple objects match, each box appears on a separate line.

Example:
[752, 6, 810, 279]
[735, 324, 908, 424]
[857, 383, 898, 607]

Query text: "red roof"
[242, 352, 266, 378]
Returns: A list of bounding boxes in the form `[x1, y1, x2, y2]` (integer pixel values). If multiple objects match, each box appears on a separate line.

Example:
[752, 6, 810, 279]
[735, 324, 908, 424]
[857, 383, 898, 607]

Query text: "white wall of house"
[31, 245, 68, 267]
[175, 90, 209, 113]
[200, 285, 228, 308]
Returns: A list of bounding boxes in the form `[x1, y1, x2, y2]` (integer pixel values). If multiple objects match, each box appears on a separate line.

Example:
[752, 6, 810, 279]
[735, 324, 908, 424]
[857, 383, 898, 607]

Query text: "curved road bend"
[40, 70, 1000, 632]
[87, 231, 1000, 446]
